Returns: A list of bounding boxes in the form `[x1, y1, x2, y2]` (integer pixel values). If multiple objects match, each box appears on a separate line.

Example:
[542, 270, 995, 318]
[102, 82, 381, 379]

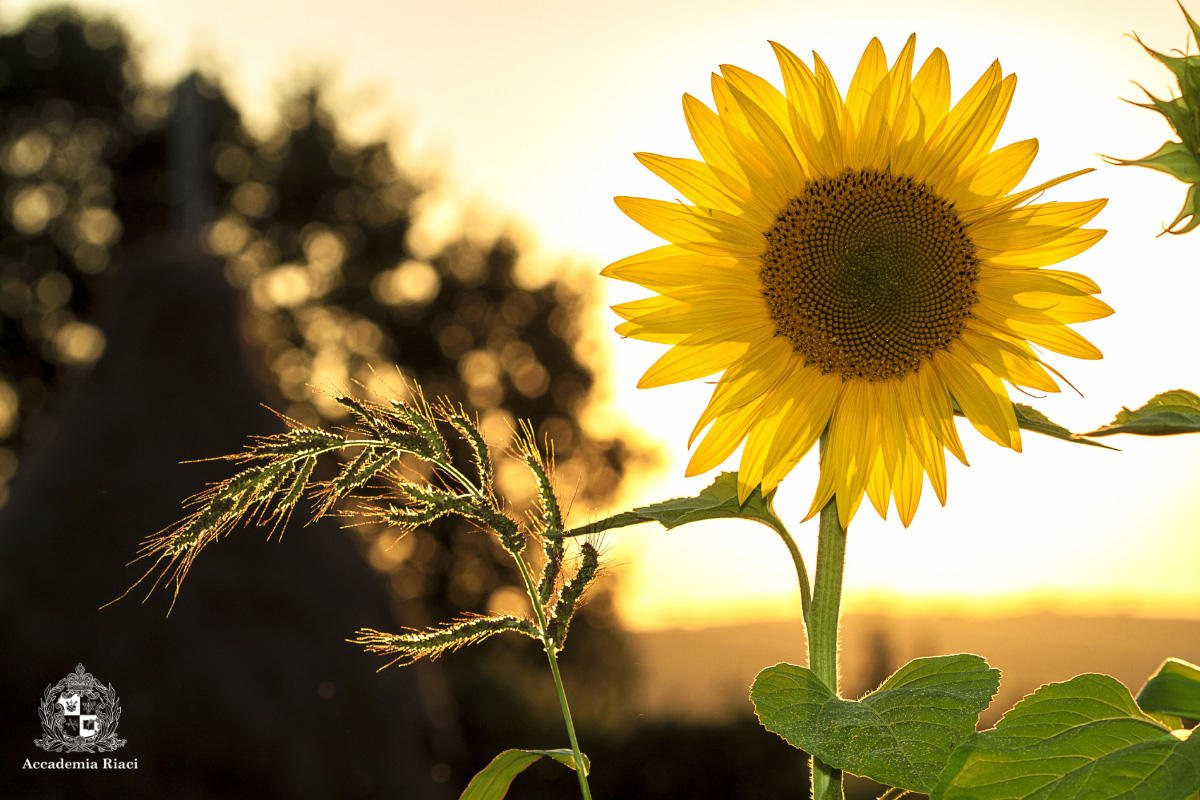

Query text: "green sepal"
[1167, 182, 1200, 234]
[460, 748, 590, 800]
[1135, 18, 1200, 111]
[1128, 88, 1198, 146]
[1085, 389, 1200, 436]
[751, 655, 1000, 793]
[1106, 140, 1200, 183]
[565, 471, 786, 538]
[1109, 3, 1200, 234]
[930, 673, 1200, 800]
[1138, 658, 1200, 720]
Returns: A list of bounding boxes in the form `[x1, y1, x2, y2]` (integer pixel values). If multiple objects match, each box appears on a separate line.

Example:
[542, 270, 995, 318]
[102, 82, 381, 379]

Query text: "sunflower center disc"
[760, 169, 980, 382]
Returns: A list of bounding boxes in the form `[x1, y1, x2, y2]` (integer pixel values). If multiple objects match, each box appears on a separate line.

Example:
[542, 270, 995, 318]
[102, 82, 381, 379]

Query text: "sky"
[6, 0, 1200, 629]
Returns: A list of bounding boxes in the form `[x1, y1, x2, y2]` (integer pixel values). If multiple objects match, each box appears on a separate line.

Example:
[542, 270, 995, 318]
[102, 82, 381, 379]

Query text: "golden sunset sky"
[9, 0, 1200, 628]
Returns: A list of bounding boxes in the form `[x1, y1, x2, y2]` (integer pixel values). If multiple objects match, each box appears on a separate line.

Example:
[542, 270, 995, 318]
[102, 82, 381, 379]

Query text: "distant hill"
[628, 612, 1200, 726]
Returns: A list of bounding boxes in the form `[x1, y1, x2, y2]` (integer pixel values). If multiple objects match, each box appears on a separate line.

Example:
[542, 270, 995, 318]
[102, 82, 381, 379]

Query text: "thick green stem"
[808, 493, 847, 800]
[514, 555, 592, 799]
[878, 787, 910, 800]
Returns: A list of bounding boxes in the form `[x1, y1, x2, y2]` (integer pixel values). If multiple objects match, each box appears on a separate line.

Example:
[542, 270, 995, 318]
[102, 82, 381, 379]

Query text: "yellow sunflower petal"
[958, 328, 1060, 393]
[720, 63, 792, 134]
[982, 314, 1104, 360]
[682, 93, 751, 184]
[846, 38, 889, 128]
[638, 340, 751, 388]
[948, 138, 1038, 208]
[934, 349, 1020, 451]
[971, 199, 1108, 251]
[761, 368, 841, 491]
[633, 152, 760, 221]
[737, 380, 804, 501]
[918, 76, 1016, 190]
[724, 81, 807, 194]
[910, 47, 951, 128]
[916, 362, 969, 465]
[898, 373, 951, 505]
[983, 228, 1106, 269]
[960, 168, 1094, 224]
[687, 394, 769, 475]
[616, 316, 774, 346]
[615, 196, 766, 255]
[689, 335, 797, 443]
[826, 380, 878, 527]
[602, 249, 760, 292]
[876, 381, 906, 481]
[771, 41, 840, 176]
[893, 446, 924, 527]
[886, 34, 918, 112]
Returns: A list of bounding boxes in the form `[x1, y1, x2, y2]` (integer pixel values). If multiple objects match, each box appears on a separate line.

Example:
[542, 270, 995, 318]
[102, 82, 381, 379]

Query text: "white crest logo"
[34, 664, 126, 753]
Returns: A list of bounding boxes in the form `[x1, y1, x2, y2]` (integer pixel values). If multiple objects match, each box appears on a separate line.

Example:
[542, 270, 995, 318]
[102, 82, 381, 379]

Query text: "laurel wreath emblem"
[33, 664, 126, 753]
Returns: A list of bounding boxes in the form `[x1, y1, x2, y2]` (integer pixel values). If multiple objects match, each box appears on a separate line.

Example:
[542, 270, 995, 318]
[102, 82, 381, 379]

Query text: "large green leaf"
[751, 655, 1000, 792]
[1085, 390, 1200, 436]
[565, 472, 786, 537]
[460, 749, 588, 800]
[1139, 658, 1200, 720]
[931, 673, 1200, 800]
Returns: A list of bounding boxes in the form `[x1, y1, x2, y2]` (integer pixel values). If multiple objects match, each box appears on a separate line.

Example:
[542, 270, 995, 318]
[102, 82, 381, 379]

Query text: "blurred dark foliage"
[0, 6, 853, 799]
[504, 715, 899, 800]
[0, 4, 642, 793]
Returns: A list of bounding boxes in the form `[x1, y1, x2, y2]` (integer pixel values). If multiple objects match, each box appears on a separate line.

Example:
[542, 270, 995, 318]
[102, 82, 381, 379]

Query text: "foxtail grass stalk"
[514, 554, 592, 800]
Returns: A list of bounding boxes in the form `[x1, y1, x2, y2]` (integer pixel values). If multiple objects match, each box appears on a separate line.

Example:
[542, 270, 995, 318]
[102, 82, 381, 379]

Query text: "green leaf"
[1139, 658, 1200, 720]
[930, 673, 1200, 800]
[950, 400, 1113, 449]
[565, 472, 785, 537]
[460, 749, 589, 800]
[751, 655, 1000, 792]
[1011, 403, 1117, 450]
[1085, 390, 1200, 436]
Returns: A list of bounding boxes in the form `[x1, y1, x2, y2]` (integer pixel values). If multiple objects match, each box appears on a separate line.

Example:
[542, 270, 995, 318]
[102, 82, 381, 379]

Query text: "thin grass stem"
[514, 554, 592, 799]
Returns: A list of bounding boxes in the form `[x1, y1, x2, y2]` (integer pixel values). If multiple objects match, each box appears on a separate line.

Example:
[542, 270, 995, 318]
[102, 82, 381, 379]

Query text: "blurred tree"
[207, 84, 642, 770]
[0, 3, 641, 792]
[0, 10, 131, 488]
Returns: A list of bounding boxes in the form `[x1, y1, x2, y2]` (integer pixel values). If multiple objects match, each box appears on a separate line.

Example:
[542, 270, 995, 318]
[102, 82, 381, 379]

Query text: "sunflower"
[604, 36, 1110, 527]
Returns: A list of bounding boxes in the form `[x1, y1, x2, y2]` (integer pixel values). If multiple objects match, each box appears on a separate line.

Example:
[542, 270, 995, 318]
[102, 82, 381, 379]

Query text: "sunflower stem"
[808, 492, 847, 800]
[878, 788, 910, 800]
